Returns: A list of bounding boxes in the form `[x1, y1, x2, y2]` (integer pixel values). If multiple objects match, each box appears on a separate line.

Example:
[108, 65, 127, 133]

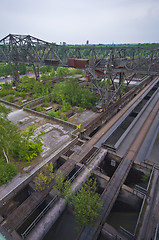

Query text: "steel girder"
[1, 34, 159, 74]
[1, 34, 159, 105]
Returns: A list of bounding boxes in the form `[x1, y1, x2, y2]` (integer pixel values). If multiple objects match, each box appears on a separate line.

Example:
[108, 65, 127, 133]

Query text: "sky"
[1, 0, 159, 45]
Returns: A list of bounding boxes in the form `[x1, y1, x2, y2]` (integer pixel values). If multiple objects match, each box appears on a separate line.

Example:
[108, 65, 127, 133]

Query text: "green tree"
[18, 63, 26, 75]
[52, 79, 98, 108]
[54, 170, 71, 202]
[0, 162, 17, 186]
[34, 163, 54, 191]
[0, 105, 42, 163]
[18, 125, 43, 162]
[0, 104, 21, 162]
[72, 178, 102, 228]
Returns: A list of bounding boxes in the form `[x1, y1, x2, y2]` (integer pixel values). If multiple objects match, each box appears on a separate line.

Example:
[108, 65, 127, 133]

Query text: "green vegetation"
[0, 104, 21, 162]
[47, 110, 58, 118]
[0, 162, 17, 186]
[0, 104, 44, 185]
[141, 173, 149, 183]
[72, 178, 102, 229]
[19, 125, 43, 162]
[17, 76, 52, 98]
[78, 107, 83, 113]
[52, 79, 98, 109]
[36, 105, 43, 112]
[53, 170, 71, 202]
[34, 163, 54, 191]
[53, 171, 102, 229]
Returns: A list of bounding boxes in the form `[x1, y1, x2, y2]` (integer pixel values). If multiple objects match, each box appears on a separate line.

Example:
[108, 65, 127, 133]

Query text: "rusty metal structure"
[1, 34, 159, 105]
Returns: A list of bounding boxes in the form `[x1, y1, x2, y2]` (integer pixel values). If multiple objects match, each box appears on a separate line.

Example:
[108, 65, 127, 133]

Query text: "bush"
[44, 101, 49, 107]
[34, 163, 54, 191]
[0, 89, 15, 98]
[6, 94, 14, 102]
[2, 82, 13, 89]
[61, 114, 68, 121]
[19, 92, 26, 98]
[0, 163, 17, 186]
[61, 101, 71, 112]
[24, 141, 43, 162]
[25, 104, 30, 109]
[36, 105, 42, 112]
[47, 110, 58, 118]
[18, 125, 43, 162]
[78, 107, 83, 113]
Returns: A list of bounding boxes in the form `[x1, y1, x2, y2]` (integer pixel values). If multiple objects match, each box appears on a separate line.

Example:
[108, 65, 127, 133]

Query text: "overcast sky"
[1, 0, 159, 45]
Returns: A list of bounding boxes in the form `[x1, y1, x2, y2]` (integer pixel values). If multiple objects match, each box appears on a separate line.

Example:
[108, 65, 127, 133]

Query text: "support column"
[119, 71, 124, 99]
[33, 64, 40, 81]
[12, 62, 19, 87]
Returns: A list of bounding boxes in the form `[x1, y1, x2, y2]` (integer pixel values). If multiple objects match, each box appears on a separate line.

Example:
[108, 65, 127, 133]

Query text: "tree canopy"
[72, 178, 102, 228]
[52, 79, 98, 109]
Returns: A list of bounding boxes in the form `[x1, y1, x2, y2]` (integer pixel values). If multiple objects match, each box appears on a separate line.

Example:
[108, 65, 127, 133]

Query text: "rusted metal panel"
[95, 69, 104, 75]
[68, 58, 89, 69]
[68, 58, 75, 67]
[74, 58, 89, 69]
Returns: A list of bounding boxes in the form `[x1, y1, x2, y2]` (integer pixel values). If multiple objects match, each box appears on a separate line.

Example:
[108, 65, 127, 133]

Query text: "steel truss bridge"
[1, 34, 159, 106]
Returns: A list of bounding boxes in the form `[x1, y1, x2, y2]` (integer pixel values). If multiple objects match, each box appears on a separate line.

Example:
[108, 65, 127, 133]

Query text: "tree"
[72, 178, 102, 229]
[0, 104, 43, 163]
[54, 170, 71, 202]
[34, 163, 54, 191]
[0, 104, 21, 162]
[18, 125, 43, 162]
[0, 162, 17, 186]
[52, 79, 98, 108]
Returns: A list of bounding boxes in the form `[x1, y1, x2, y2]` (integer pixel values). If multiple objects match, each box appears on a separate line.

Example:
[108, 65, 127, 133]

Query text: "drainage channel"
[17, 195, 58, 239]
[102, 189, 144, 240]
[0, 185, 34, 221]
[98, 154, 151, 190]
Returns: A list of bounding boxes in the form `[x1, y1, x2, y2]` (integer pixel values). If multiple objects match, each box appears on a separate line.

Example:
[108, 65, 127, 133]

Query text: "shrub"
[34, 163, 54, 191]
[6, 94, 14, 102]
[61, 101, 71, 112]
[0, 163, 17, 186]
[25, 104, 30, 108]
[18, 98, 22, 104]
[78, 107, 83, 113]
[47, 110, 58, 118]
[36, 105, 42, 112]
[19, 92, 26, 98]
[24, 141, 43, 162]
[61, 114, 68, 121]
[2, 82, 13, 89]
[44, 100, 49, 107]
[0, 89, 14, 97]
[18, 125, 43, 162]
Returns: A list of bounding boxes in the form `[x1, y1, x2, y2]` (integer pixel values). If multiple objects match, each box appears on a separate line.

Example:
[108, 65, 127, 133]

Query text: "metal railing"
[135, 166, 154, 194]
[154, 224, 159, 240]
[69, 165, 84, 183]
[85, 148, 100, 165]
[120, 195, 146, 239]
[21, 195, 58, 239]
